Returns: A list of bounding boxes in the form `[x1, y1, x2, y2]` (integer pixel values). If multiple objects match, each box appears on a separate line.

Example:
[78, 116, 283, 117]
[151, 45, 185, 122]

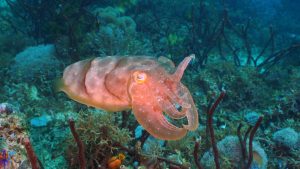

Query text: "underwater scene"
[0, 0, 300, 169]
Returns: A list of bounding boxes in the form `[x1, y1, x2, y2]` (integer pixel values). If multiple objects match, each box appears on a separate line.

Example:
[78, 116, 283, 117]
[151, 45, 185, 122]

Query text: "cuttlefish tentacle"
[157, 98, 187, 119]
[163, 54, 195, 109]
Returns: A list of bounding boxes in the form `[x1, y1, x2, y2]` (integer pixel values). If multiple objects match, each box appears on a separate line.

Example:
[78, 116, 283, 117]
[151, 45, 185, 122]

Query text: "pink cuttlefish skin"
[57, 55, 198, 140]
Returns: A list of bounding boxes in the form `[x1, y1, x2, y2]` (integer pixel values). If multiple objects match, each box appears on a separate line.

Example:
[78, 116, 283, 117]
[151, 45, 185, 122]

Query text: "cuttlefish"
[57, 55, 198, 140]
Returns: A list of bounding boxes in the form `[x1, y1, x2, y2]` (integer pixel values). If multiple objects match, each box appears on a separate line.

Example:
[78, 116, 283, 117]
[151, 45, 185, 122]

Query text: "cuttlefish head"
[128, 55, 198, 140]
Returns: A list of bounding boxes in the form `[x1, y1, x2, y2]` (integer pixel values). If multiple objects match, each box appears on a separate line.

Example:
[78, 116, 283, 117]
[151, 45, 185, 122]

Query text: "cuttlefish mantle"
[57, 55, 198, 140]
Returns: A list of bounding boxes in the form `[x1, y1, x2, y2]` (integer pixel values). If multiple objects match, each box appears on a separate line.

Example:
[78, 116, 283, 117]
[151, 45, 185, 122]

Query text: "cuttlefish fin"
[54, 78, 65, 92]
[158, 56, 176, 73]
[129, 84, 187, 140]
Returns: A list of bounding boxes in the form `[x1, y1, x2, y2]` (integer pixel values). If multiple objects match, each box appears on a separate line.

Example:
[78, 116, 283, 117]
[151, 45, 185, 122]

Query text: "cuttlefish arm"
[158, 99, 187, 119]
[176, 83, 198, 130]
[129, 79, 187, 140]
[170, 54, 198, 131]
[128, 55, 198, 140]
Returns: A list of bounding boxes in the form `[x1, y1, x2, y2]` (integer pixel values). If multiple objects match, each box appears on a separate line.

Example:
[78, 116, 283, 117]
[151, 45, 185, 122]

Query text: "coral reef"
[65, 110, 132, 169]
[0, 0, 300, 168]
[0, 106, 31, 168]
[82, 6, 152, 56]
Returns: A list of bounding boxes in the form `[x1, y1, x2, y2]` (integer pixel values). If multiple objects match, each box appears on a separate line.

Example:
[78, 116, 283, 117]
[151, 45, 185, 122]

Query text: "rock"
[30, 115, 52, 127]
[244, 111, 261, 126]
[135, 125, 143, 139]
[272, 128, 299, 150]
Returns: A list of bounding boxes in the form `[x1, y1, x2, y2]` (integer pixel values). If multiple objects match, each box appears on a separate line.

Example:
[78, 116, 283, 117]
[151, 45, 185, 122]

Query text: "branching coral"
[65, 110, 132, 168]
[23, 137, 40, 169]
[65, 108, 198, 169]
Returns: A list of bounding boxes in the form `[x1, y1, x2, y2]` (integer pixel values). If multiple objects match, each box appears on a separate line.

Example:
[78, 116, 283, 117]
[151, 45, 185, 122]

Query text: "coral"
[2, 83, 44, 112]
[134, 125, 165, 156]
[167, 150, 190, 167]
[272, 127, 299, 150]
[82, 7, 152, 56]
[29, 126, 69, 168]
[69, 119, 86, 169]
[200, 136, 268, 169]
[141, 136, 165, 157]
[91, 7, 136, 34]
[0, 111, 32, 168]
[65, 110, 132, 168]
[166, 132, 196, 154]
[244, 111, 261, 126]
[1, 78, 77, 168]
[23, 137, 40, 169]
[8, 44, 60, 82]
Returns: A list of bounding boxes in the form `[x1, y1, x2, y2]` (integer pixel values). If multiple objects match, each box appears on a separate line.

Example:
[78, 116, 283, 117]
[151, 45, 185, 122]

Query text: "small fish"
[107, 153, 126, 169]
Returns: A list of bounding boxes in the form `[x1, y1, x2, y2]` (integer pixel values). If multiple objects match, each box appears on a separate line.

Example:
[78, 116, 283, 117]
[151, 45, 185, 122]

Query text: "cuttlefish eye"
[133, 71, 147, 84]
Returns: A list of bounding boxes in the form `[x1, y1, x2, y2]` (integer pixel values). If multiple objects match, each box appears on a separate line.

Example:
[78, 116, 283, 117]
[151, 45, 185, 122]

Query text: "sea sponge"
[200, 136, 267, 169]
[91, 7, 136, 33]
[272, 127, 299, 150]
[9, 44, 60, 82]
[244, 111, 261, 126]
[84, 7, 150, 56]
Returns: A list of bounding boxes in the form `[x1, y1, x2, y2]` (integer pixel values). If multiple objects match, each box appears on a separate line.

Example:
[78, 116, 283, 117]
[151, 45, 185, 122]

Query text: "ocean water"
[0, 0, 299, 169]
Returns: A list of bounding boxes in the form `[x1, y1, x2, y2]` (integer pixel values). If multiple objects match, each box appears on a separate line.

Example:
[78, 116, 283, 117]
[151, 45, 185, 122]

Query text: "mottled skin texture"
[58, 56, 198, 140]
